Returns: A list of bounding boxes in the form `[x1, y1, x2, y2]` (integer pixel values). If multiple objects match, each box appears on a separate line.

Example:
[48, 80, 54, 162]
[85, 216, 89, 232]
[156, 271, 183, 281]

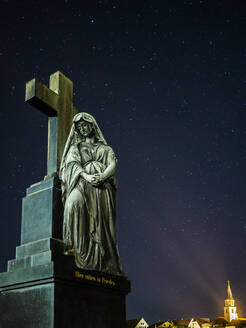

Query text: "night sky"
[0, 0, 246, 324]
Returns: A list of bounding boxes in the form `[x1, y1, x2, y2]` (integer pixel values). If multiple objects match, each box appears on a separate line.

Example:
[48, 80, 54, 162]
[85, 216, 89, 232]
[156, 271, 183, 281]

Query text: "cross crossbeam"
[25, 71, 78, 175]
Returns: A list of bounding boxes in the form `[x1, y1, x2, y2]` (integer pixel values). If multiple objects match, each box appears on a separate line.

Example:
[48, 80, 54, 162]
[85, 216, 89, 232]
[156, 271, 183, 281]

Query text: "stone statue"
[59, 112, 123, 275]
[0, 73, 130, 328]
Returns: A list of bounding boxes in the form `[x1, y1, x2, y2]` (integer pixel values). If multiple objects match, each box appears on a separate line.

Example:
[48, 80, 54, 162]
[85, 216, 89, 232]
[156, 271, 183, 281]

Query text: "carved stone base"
[0, 176, 130, 327]
[0, 240, 130, 328]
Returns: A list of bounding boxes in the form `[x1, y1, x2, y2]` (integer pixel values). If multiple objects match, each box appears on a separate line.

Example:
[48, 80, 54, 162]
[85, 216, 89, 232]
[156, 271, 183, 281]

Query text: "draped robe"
[61, 140, 123, 275]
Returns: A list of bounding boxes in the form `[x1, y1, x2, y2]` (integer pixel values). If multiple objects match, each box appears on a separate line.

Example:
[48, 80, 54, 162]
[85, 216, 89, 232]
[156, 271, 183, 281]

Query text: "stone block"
[16, 238, 64, 259]
[0, 260, 130, 328]
[31, 251, 52, 267]
[21, 176, 63, 244]
[7, 257, 31, 272]
[16, 238, 49, 258]
[0, 283, 54, 328]
[0, 262, 54, 289]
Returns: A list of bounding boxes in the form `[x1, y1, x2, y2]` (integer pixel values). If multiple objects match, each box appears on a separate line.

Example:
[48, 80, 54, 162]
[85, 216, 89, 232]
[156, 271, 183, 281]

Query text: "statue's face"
[76, 120, 93, 137]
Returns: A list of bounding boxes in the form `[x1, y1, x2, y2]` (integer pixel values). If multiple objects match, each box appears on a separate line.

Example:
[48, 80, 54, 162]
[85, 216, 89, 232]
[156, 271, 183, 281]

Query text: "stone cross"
[25, 71, 78, 176]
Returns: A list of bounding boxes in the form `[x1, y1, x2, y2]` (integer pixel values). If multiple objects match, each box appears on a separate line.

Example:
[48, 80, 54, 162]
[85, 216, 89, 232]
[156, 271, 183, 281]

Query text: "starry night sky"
[0, 0, 246, 324]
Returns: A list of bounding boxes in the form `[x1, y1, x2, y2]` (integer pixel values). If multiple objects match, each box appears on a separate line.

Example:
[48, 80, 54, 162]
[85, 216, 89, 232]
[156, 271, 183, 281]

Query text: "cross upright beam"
[25, 71, 78, 175]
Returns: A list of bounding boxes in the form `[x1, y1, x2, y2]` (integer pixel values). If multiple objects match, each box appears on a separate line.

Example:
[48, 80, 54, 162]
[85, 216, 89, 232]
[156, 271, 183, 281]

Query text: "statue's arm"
[102, 151, 116, 179]
[64, 160, 84, 194]
[95, 149, 116, 183]
[61, 144, 85, 190]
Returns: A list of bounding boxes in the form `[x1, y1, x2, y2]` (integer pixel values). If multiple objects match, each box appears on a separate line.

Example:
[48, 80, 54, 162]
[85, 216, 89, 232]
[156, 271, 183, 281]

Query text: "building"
[224, 281, 238, 322]
[140, 280, 246, 328]
[148, 318, 211, 328]
[189, 318, 212, 328]
[126, 318, 149, 328]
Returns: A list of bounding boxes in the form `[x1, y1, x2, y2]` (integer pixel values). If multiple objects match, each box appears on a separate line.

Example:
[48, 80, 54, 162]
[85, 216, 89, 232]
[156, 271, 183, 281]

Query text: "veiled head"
[72, 112, 107, 145]
[75, 119, 94, 138]
[60, 112, 108, 181]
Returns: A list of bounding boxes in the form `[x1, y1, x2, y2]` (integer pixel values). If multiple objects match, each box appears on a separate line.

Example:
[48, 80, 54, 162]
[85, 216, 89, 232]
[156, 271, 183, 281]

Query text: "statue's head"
[74, 113, 95, 138]
[75, 119, 94, 138]
[72, 112, 107, 145]
[60, 112, 107, 178]
[73, 112, 94, 124]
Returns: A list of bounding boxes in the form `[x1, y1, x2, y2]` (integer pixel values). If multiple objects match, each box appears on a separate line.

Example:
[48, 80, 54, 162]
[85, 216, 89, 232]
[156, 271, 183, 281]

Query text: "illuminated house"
[224, 281, 238, 322]
[126, 317, 149, 328]
[189, 318, 212, 328]
[148, 318, 211, 328]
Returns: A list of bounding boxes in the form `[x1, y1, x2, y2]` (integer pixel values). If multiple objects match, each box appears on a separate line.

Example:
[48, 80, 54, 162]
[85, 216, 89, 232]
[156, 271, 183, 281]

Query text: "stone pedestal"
[0, 178, 130, 328]
[0, 246, 130, 328]
[21, 175, 63, 244]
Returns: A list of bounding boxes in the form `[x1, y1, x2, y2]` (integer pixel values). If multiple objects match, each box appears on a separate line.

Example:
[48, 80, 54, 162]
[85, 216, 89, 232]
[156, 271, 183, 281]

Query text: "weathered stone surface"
[0, 256, 130, 328]
[1, 229, 130, 328]
[0, 280, 129, 328]
[0, 283, 54, 328]
[25, 71, 78, 174]
[8, 238, 64, 273]
[0, 262, 54, 288]
[16, 238, 63, 259]
[21, 176, 63, 244]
